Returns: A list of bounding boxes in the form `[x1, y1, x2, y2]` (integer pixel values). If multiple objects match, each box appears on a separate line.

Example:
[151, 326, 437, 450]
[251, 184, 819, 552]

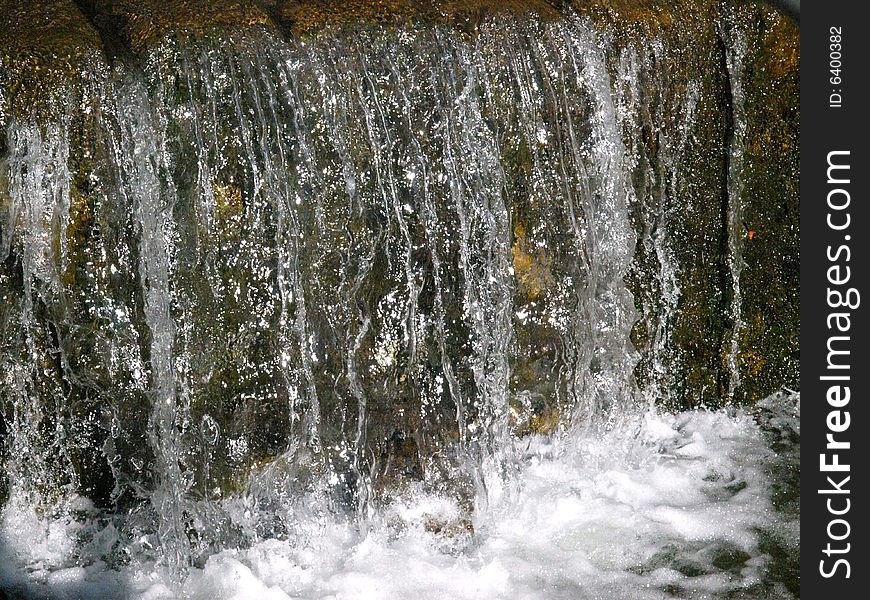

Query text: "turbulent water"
[0, 393, 799, 599]
[0, 11, 798, 600]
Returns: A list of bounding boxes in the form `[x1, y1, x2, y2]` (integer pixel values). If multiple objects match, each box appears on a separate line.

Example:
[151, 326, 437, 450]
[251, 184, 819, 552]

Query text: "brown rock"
[78, 0, 274, 54]
[0, 0, 103, 124]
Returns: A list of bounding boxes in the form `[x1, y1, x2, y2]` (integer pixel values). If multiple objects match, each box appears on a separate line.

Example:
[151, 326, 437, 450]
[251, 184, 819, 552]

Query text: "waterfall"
[0, 4, 799, 597]
[719, 13, 750, 402]
[1, 120, 75, 502]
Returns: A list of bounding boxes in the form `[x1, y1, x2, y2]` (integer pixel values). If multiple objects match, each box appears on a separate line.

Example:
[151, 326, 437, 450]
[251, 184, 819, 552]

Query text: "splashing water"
[0, 393, 800, 599]
[0, 10, 796, 599]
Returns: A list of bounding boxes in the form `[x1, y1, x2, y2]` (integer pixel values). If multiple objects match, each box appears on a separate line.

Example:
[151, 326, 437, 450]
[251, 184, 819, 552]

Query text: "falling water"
[1, 119, 74, 502]
[0, 8, 798, 599]
[720, 13, 750, 402]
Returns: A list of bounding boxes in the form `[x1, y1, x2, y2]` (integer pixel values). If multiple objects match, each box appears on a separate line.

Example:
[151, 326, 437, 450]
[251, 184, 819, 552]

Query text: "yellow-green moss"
[279, 0, 560, 35]
[511, 223, 554, 303]
[0, 0, 103, 124]
[213, 181, 245, 238]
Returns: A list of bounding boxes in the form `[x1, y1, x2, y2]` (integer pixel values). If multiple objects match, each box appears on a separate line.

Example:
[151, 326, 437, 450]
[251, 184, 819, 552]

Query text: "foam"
[0, 396, 799, 599]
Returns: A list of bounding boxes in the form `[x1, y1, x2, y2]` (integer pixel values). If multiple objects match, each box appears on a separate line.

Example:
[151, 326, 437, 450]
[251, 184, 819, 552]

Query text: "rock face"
[723, 6, 799, 404]
[0, 0, 102, 126]
[0, 0, 797, 520]
[74, 1, 274, 56]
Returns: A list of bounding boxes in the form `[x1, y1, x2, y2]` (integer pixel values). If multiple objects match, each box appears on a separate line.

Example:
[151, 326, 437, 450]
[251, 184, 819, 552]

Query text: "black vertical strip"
[801, 0, 869, 596]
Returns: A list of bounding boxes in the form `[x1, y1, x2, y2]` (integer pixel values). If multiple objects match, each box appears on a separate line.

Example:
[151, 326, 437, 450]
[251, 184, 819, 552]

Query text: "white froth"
[0, 397, 799, 600]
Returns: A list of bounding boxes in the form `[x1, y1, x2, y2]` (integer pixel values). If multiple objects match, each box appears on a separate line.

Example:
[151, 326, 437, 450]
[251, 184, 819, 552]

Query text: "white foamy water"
[0, 392, 799, 600]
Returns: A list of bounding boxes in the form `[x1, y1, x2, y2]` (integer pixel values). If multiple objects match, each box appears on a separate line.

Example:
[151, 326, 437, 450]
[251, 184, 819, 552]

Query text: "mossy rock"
[0, 0, 104, 125]
[569, 0, 712, 38]
[76, 1, 274, 55]
[624, 2, 798, 408]
[0, 0, 800, 517]
[276, 0, 720, 37]
[727, 5, 799, 403]
[621, 6, 732, 408]
[278, 0, 560, 36]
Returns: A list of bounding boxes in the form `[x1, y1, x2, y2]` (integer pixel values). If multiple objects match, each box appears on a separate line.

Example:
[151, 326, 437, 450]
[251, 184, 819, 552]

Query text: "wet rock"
[0, 0, 799, 522]
[0, 0, 103, 126]
[620, 1, 798, 408]
[621, 6, 734, 409]
[512, 223, 554, 303]
[277, 0, 560, 36]
[74, 1, 274, 56]
[725, 5, 799, 404]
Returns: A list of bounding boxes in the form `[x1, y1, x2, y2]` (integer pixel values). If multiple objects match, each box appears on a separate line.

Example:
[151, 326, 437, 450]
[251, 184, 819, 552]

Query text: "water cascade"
[0, 1, 800, 598]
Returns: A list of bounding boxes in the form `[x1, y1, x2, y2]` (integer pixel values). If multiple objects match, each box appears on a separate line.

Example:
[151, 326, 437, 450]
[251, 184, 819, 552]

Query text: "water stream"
[0, 10, 798, 599]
